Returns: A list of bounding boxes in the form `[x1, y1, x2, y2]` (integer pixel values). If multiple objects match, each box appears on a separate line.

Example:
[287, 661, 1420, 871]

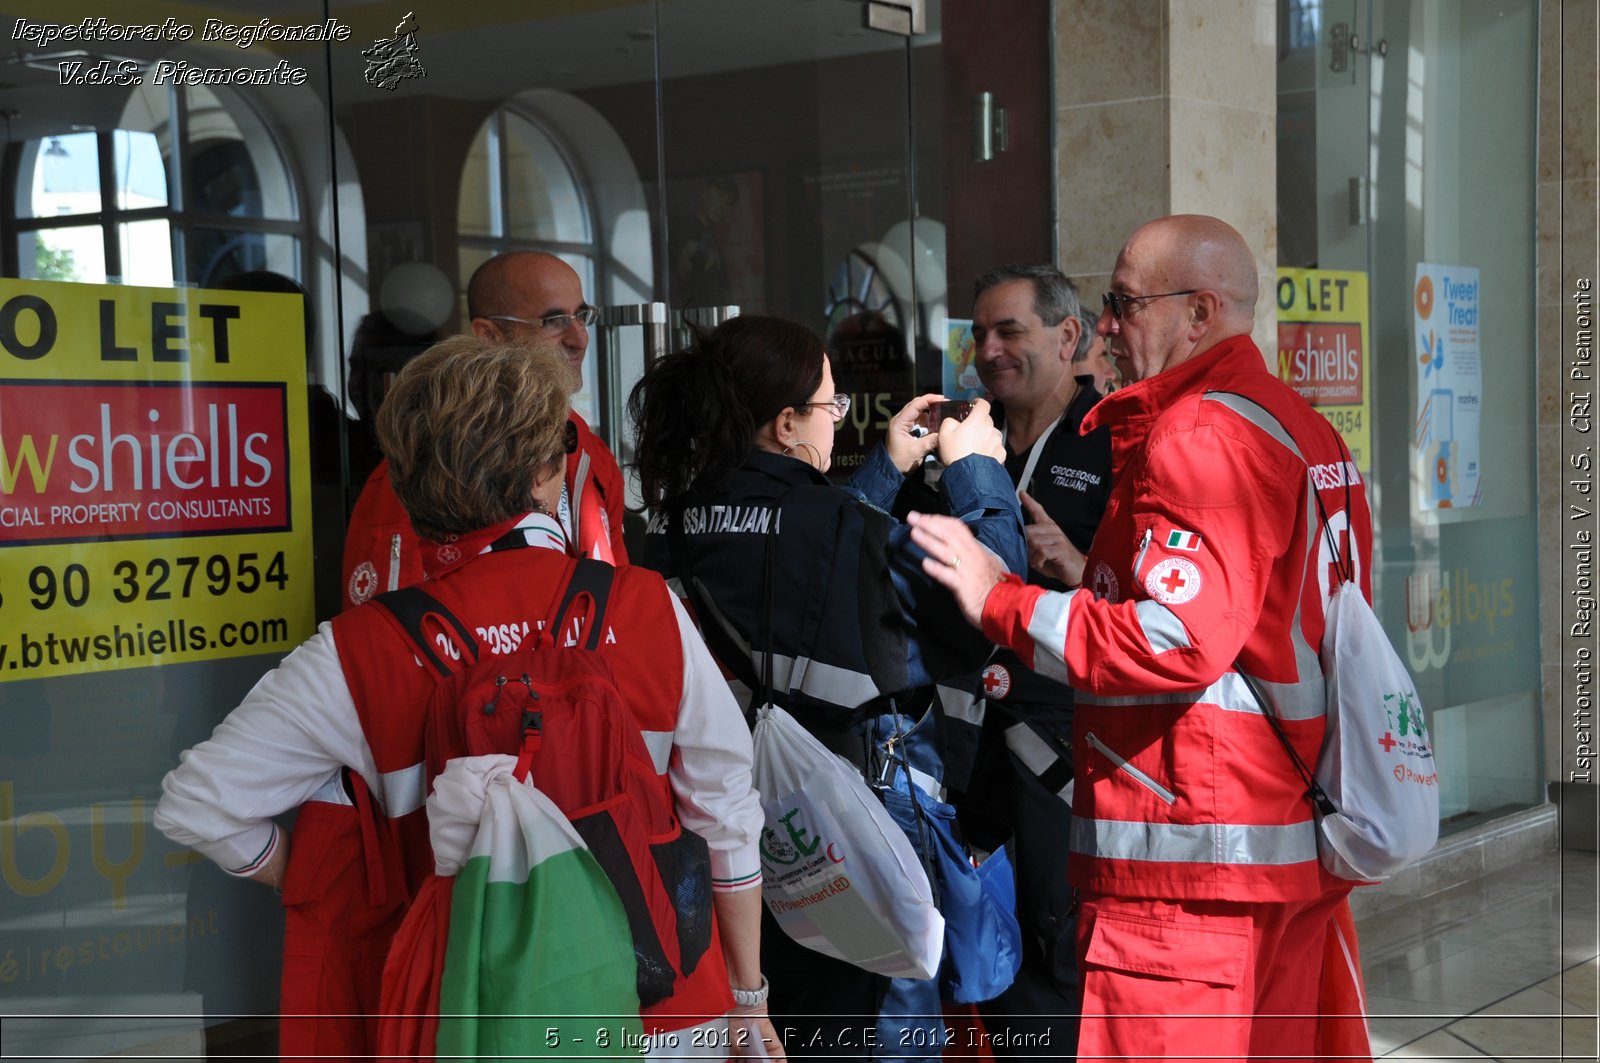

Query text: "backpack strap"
[666, 502, 762, 692]
[667, 497, 782, 723]
[373, 585, 478, 677]
[547, 557, 614, 650]
[1202, 390, 1345, 818]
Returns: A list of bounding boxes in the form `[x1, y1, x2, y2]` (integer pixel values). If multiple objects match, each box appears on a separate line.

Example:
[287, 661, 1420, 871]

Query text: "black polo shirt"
[999, 377, 1113, 586]
[983, 379, 1112, 715]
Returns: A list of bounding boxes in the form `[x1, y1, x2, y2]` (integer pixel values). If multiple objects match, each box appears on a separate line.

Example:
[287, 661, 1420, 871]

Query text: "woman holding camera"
[629, 315, 1025, 1060]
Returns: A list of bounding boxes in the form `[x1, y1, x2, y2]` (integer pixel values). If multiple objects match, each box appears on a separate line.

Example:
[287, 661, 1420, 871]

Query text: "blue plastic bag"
[878, 766, 1023, 1004]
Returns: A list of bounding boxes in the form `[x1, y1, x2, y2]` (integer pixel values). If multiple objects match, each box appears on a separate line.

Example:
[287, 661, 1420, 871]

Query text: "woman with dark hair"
[629, 315, 1025, 1060]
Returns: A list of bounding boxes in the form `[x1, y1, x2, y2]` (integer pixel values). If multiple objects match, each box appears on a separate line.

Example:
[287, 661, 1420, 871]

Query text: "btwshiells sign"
[0, 278, 313, 681]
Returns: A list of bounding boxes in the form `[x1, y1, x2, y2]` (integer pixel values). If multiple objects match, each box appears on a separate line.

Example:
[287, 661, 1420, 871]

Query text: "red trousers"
[1075, 888, 1371, 1063]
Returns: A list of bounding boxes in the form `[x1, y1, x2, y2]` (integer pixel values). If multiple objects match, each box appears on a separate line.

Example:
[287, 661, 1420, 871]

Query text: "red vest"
[279, 548, 728, 1061]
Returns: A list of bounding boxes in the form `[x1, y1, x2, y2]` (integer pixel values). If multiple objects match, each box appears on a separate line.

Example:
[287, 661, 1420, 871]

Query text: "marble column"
[1054, 0, 1279, 354]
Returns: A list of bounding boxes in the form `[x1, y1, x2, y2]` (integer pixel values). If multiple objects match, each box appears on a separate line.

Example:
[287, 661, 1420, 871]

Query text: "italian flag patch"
[1166, 529, 1202, 552]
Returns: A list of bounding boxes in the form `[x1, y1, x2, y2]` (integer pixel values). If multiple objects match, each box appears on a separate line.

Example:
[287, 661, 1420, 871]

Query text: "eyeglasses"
[1101, 290, 1198, 320]
[798, 395, 851, 421]
[487, 305, 599, 332]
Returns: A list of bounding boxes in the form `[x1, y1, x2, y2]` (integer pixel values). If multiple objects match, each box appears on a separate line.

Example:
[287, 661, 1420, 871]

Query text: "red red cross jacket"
[155, 523, 762, 1058]
[979, 335, 1375, 902]
[341, 410, 628, 609]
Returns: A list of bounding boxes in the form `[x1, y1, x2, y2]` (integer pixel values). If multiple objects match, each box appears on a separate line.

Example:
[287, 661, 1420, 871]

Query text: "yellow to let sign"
[0, 278, 314, 681]
[1275, 268, 1371, 471]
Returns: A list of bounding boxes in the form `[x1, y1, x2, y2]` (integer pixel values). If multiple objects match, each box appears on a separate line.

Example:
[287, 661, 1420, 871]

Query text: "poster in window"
[1275, 268, 1371, 471]
[0, 278, 314, 681]
[667, 171, 765, 312]
[1412, 263, 1482, 509]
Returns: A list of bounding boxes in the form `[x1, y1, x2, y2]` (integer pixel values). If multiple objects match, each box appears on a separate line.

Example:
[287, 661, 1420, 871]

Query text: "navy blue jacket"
[643, 445, 1023, 729]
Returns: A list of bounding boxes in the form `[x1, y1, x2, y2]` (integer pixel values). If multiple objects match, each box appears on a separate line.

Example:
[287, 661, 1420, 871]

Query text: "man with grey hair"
[956, 263, 1113, 1056]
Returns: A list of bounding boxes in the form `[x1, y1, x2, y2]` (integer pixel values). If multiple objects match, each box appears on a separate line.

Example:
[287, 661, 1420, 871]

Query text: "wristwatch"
[730, 974, 769, 1007]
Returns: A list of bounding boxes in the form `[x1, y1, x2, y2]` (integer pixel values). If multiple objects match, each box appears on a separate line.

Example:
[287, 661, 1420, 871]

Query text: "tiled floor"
[1356, 849, 1598, 1062]
[1, 851, 1592, 1061]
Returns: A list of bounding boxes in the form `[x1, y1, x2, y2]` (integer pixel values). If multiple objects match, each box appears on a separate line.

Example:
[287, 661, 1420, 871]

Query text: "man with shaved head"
[342, 251, 627, 610]
[908, 216, 1374, 1062]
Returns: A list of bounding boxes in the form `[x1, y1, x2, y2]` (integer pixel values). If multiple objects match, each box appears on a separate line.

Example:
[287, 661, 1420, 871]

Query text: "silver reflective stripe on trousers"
[647, 1015, 731, 1061]
[1024, 588, 1077, 684]
[381, 762, 427, 817]
[1070, 814, 1317, 866]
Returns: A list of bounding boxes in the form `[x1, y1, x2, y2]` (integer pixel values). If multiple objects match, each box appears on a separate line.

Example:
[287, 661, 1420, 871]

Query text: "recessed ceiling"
[0, 1, 939, 141]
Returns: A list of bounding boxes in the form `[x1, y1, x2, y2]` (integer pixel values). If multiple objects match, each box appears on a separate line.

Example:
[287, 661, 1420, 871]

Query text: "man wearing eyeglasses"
[341, 251, 627, 611]
[908, 216, 1373, 1063]
[951, 265, 1112, 1058]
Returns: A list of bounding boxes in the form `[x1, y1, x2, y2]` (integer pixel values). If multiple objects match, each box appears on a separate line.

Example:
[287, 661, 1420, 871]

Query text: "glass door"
[1279, 0, 1543, 836]
[0, 3, 343, 1055]
[653, 0, 937, 479]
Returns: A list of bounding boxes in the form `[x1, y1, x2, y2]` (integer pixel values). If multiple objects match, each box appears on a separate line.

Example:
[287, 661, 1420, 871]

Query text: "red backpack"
[371, 557, 714, 1006]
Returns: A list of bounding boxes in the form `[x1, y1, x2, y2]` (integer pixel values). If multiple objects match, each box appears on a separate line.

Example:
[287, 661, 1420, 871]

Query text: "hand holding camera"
[937, 397, 1005, 466]
[885, 393, 949, 472]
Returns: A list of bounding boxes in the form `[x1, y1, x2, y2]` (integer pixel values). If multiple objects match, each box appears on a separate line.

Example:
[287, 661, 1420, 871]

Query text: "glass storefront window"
[17, 225, 107, 284]
[0, 0, 1114, 1052]
[113, 130, 168, 211]
[1277, 0, 1543, 834]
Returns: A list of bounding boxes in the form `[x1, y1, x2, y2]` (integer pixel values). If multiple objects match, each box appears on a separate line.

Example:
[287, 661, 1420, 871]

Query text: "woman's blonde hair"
[377, 334, 572, 541]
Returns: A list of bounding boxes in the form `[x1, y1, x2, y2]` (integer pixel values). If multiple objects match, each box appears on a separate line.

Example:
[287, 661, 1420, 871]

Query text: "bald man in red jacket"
[342, 251, 627, 610]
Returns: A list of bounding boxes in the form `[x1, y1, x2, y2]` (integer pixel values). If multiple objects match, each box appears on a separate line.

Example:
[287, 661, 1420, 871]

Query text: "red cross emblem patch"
[981, 663, 1012, 700]
[348, 561, 379, 604]
[1143, 556, 1202, 605]
[1090, 561, 1120, 603]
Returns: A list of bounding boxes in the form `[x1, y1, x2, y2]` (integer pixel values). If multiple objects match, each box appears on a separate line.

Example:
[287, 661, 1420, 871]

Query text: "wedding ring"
[949, 554, 961, 570]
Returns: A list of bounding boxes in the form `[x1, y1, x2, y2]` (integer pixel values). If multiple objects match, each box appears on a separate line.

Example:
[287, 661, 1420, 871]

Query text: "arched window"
[458, 107, 599, 291]
[10, 82, 301, 288]
[458, 106, 602, 418]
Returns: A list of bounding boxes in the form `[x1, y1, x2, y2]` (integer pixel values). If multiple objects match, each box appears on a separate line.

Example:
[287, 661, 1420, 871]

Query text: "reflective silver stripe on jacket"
[1077, 670, 1325, 721]
[640, 729, 673, 775]
[1198, 391, 1329, 721]
[679, 572, 887, 706]
[1085, 731, 1175, 805]
[381, 762, 427, 817]
[1024, 588, 1077, 683]
[1202, 392, 1300, 458]
[938, 682, 985, 725]
[759, 650, 881, 705]
[308, 771, 353, 806]
[1004, 722, 1073, 802]
[1135, 599, 1190, 653]
[1070, 814, 1317, 866]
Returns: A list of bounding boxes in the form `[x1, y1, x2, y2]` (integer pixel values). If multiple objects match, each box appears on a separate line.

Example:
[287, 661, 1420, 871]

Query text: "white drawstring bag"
[751, 705, 944, 979]
[1315, 581, 1440, 880]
